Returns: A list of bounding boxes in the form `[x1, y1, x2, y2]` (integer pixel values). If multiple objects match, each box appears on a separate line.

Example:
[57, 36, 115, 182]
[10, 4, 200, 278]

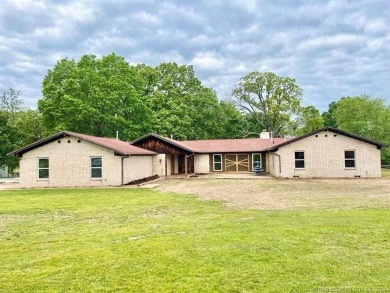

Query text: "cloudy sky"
[1, 0, 389, 112]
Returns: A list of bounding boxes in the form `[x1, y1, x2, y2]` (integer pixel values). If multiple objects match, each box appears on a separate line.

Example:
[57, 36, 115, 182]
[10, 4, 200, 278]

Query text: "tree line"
[1, 53, 389, 171]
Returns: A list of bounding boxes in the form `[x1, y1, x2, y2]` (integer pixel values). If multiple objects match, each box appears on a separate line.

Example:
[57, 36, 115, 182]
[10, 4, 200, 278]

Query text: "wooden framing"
[133, 135, 194, 175]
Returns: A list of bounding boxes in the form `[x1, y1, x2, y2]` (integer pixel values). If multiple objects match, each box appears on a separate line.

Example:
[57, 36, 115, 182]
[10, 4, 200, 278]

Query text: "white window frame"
[294, 151, 305, 169]
[213, 154, 223, 172]
[344, 150, 356, 169]
[91, 157, 103, 179]
[38, 158, 49, 180]
[252, 153, 262, 171]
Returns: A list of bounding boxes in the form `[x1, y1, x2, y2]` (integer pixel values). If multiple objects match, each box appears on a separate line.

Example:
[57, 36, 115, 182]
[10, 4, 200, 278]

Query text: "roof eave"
[8, 131, 70, 157]
[132, 133, 196, 153]
[266, 127, 385, 151]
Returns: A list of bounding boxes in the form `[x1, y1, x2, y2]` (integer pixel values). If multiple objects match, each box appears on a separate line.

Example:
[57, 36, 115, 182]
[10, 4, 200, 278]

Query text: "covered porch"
[132, 134, 195, 176]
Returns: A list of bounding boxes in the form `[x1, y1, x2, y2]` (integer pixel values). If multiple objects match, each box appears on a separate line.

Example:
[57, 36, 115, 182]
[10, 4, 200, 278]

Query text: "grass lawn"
[1, 188, 389, 292]
[382, 168, 390, 178]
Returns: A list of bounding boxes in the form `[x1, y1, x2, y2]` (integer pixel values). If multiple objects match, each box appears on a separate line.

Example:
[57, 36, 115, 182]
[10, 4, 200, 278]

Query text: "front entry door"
[225, 154, 250, 172]
[178, 155, 195, 174]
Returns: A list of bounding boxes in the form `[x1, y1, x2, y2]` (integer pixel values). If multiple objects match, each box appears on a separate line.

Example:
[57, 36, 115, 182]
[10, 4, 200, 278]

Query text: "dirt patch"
[155, 177, 390, 211]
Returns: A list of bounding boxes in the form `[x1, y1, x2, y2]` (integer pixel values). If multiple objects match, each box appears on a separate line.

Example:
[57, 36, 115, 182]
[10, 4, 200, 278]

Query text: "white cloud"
[133, 11, 161, 25]
[191, 52, 225, 71]
[300, 34, 364, 50]
[0, 0, 388, 111]
[6, 0, 46, 10]
[56, 1, 97, 24]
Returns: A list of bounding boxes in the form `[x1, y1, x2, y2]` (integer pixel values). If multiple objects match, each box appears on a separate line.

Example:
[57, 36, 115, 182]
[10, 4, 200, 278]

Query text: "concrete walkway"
[169, 173, 272, 179]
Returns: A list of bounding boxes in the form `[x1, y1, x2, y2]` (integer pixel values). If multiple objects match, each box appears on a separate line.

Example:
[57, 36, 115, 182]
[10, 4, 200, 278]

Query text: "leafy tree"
[0, 88, 45, 172]
[217, 101, 248, 138]
[322, 101, 338, 127]
[12, 110, 44, 147]
[293, 105, 324, 135]
[230, 71, 302, 137]
[334, 95, 390, 163]
[38, 54, 152, 140]
[137, 63, 224, 140]
[0, 111, 19, 171]
[1, 87, 24, 122]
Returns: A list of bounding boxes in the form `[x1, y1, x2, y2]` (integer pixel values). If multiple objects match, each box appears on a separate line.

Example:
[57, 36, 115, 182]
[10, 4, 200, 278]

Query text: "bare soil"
[155, 177, 390, 211]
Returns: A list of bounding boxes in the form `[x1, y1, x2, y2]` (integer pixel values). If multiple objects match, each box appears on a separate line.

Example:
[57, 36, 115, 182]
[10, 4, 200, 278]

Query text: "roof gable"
[9, 131, 156, 157]
[132, 133, 195, 154]
[266, 127, 386, 151]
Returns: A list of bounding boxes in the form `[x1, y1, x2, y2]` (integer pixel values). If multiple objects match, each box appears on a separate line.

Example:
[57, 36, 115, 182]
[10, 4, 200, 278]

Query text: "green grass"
[382, 168, 390, 178]
[1, 188, 389, 292]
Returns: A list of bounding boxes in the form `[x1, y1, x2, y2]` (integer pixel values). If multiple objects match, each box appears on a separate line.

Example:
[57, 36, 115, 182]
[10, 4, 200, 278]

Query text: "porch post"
[184, 154, 188, 176]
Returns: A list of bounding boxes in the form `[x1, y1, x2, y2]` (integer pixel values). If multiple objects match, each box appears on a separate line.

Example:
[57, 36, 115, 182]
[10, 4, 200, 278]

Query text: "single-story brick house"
[131, 127, 384, 178]
[265, 128, 384, 178]
[9, 131, 156, 187]
[131, 132, 288, 175]
[9, 127, 385, 187]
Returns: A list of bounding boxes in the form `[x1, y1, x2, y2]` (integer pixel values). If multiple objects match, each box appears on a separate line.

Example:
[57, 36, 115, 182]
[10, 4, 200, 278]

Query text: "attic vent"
[57, 140, 61, 143]
[315, 135, 318, 137]
[67, 140, 71, 143]
[334, 134, 337, 137]
[77, 139, 81, 143]
[325, 134, 328, 137]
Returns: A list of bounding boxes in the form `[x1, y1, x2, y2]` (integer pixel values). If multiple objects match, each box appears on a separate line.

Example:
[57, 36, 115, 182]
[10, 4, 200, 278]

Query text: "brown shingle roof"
[180, 137, 290, 153]
[9, 131, 156, 157]
[132, 133, 290, 153]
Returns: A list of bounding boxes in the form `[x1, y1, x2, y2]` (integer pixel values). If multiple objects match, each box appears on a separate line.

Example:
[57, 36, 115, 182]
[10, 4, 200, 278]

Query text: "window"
[252, 153, 262, 171]
[345, 150, 355, 168]
[213, 154, 222, 171]
[91, 157, 102, 178]
[38, 158, 49, 179]
[295, 151, 305, 169]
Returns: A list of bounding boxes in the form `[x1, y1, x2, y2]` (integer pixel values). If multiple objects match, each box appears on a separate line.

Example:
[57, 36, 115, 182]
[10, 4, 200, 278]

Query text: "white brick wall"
[123, 156, 154, 184]
[194, 154, 210, 173]
[269, 131, 381, 178]
[19, 136, 154, 187]
[153, 154, 166, 176]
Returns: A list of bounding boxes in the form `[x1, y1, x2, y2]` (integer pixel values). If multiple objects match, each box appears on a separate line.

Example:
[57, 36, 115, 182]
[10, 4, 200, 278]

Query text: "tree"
[0, 111, 19, 171]
[217, 101, 248, 138]
[1, 87, 24, 122]
[137, 63, 225, 140]
[12, 110, 44, 147]
[0, 88, 45, 172]
[230, 71, 303, 137]
[231, 72, 302, 136]
[322, 101, 338, 128]
[38, 54, 153, 140]
[293, 105, 324, 135]
[333, 95, 390, 163]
